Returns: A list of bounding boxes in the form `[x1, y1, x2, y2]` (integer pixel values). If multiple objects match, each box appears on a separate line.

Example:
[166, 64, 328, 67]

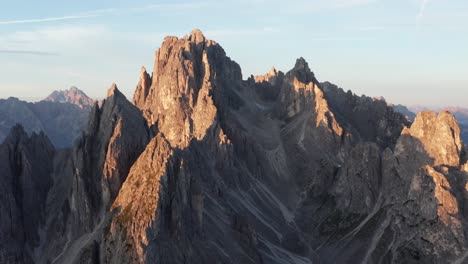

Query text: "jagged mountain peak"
[289, 57, 315, 84]
[133, 29, 241, 147]
[107, 83, 121, 98]
[187, 28, 206, 44]
[400, 110, 463, 166]
[4, 29, 468, 264]
[44, 86, 94, 110]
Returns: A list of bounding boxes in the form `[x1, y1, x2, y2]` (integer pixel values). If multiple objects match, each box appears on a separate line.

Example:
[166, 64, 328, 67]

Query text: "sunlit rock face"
[2, 30, 468, 264]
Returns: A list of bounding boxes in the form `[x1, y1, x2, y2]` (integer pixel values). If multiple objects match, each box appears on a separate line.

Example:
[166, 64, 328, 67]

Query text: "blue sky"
[0, 0, 467, 107]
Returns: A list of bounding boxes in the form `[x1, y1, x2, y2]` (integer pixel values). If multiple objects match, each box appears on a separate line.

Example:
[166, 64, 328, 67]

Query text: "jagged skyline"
[0, 0, 467, 107]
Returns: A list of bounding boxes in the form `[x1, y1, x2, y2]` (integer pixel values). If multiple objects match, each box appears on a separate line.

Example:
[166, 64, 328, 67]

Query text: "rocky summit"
[44, 86, 94, 110]
[1, 29, 468, 264]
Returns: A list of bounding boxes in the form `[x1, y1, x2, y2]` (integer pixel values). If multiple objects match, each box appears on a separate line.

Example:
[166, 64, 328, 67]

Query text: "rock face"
[445, 107, 468, 145]
[0, 97, 89, 148]
[44, 86, 94, 110]
[2, 29, 468, 264]
[0, 125, 55, 263]
[132, 29, 241, 148]
[35, 84, 151, 264]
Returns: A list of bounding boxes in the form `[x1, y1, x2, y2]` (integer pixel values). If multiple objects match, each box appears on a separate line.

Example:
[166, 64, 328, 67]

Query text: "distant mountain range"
[0, 87, 93, 148]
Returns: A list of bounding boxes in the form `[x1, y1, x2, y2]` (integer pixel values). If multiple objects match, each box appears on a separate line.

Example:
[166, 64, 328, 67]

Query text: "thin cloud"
[0, 14, 96, 25]
[0, 3, 210, 26]
[0, 50, 58, 56]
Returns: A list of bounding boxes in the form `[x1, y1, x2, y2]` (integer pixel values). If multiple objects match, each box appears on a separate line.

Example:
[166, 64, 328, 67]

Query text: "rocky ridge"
[1, 29, 467, 264]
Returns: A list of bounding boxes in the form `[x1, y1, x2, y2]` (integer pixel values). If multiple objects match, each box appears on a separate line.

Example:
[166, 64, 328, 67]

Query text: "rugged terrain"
[1, 30, 468, 264]
[0, 87, 92, 148]
[392, 105, 468, 144]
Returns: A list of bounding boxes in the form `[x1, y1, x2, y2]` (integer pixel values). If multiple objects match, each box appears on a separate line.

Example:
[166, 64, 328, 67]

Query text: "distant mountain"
[44, 86, 94, 110]
[0, 97, 89, 148]
[389, 104, 416, 121]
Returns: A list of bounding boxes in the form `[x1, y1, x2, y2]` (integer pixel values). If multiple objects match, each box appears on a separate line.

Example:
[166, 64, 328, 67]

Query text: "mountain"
[390, 104, 416, 121]
[2, 29, 468, 264]
[44, 86, 94, 110]
[392, 104, 468, 144]
[0, 97, 89, 148]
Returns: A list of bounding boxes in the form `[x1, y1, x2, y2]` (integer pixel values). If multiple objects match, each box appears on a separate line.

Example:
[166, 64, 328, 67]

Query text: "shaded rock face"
[0, 125, 55, 263]
[0, 97, 89, 148]
[34, 84, 151, 264]
[44, 86, 94, 110]
[321, 82, 410, 149]
[2, 30, 468, 264]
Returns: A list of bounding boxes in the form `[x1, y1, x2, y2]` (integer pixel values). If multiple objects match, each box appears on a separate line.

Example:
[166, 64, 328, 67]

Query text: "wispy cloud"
[0, 2, 211, 26]
[0, 15, 96, 25]
[0, 49, 58, 56]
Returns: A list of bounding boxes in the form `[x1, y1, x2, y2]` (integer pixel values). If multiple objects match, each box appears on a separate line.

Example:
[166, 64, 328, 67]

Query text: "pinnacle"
[188, 29, 206, 44]
[294, 57, 311, 73]
[268, 67, 277, 76]
[107, 83, 120, 98]
[290, 57, 314, 83]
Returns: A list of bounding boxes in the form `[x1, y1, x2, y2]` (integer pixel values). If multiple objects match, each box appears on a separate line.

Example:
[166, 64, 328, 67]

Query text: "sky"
[0, 0, 467, 107]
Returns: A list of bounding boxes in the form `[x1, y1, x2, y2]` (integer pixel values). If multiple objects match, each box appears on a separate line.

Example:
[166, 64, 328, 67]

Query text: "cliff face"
[35, 84, 151, 264]
[2, 29, 468, 264]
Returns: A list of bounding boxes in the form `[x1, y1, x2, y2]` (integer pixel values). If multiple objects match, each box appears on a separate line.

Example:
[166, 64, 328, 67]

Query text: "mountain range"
[0, 87, 92, 148]
[1, 29, 468, 264]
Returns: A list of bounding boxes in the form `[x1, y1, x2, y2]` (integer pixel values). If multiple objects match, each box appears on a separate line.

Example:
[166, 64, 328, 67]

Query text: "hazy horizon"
[0, 0, 467, 107]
